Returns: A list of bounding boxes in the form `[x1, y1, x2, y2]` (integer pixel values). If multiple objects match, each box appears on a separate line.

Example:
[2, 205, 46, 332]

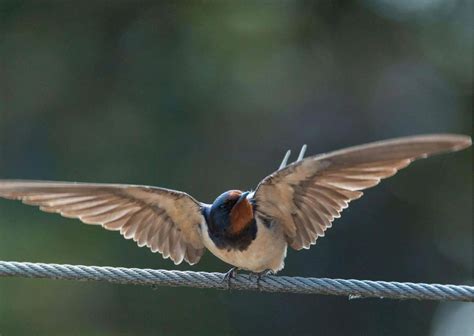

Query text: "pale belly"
[200, 219, 288, 273]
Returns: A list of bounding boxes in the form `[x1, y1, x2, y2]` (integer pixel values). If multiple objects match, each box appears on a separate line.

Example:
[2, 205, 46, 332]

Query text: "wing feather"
[0, 181, 206, 265]
[253, 134, 471, 250]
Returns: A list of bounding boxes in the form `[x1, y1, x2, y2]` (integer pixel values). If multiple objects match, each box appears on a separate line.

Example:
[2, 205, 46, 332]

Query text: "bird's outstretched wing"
[253, 134, 471, 250]
[0, 181, 206, 265]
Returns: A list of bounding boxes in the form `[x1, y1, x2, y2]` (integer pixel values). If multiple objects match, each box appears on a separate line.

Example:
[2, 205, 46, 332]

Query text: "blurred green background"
[0, 1, 472, 335]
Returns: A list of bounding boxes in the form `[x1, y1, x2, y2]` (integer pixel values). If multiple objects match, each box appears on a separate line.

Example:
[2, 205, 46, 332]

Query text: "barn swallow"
[0, 134, 471, 281]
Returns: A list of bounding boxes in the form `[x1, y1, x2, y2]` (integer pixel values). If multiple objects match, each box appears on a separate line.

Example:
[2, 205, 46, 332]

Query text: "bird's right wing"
[0, 181, 206, 265]
[253, 134, 471, 250]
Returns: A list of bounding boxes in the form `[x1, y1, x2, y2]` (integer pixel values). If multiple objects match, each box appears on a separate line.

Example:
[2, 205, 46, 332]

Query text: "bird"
[0, 134, 471, 280]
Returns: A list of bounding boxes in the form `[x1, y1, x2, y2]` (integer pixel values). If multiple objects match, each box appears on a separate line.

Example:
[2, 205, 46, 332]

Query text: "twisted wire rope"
[1, 261, 473, 301]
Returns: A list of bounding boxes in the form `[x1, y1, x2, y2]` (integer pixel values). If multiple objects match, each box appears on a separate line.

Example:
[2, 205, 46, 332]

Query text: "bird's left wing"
[252, 134, 471, 250]
[0, 181, 206, 265]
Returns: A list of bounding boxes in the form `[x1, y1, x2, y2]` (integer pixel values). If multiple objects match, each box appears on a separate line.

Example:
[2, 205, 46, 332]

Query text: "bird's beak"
[236, 191, 250, 205]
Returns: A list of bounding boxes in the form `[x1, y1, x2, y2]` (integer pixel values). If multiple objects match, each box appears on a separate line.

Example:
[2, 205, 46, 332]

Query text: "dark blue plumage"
[203, 191, 257, 251]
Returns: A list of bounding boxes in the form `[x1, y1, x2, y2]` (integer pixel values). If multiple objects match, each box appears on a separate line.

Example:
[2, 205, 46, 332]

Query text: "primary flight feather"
[0, 134, 471, 274]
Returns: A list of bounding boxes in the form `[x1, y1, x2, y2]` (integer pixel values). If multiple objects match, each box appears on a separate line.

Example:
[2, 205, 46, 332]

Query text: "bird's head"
[209, 190, 253, 235]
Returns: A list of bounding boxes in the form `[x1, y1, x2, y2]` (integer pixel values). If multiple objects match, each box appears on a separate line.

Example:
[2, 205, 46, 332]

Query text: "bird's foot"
[249, 269, 274, 291]
[223, 267, 238, 290]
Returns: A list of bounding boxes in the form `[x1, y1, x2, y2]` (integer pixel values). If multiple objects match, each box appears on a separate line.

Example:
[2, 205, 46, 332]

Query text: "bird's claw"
[223, 267, 238, 290]
[249, 269, 274, 291]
